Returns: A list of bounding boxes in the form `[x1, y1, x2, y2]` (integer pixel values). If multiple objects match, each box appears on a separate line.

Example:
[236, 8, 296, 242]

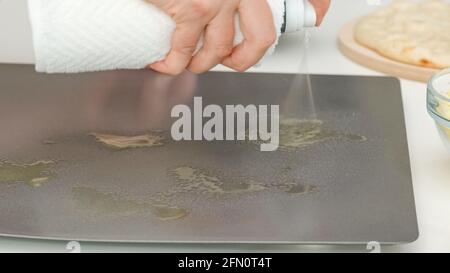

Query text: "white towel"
[28, 0, 285, 73]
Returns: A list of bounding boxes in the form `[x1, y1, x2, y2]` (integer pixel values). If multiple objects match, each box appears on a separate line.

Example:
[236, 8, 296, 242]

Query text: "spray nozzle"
[284, 0, 317, 32]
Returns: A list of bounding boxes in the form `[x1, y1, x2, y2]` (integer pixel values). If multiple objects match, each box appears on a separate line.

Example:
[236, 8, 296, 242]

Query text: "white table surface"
[0, 0, 449, 253]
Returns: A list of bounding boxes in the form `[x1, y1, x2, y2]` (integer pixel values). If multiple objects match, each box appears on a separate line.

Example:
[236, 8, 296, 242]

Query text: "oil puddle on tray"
[91, 132, 166, 150]
[255, 119, 366, 151]
[169, 166, 267, 195]
[169, 166, 317, 197]
[0, 160, 56, 187]
[72, 186, 187, 221]
[72, 166, 316, 222]
[43, 140, 58, 145]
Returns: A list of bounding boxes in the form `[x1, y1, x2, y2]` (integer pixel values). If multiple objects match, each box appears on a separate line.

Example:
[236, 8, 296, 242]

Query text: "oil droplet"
[152, 204, 188, 221]
[91, 132, 165, 150]
[30, 176, 50, 188]
[342, 133, 367, 142]
[284, 184, 318, 195]
[256, 119, 366, 151]
[0, 160, 55, 187]
[72, 186, 187, 220]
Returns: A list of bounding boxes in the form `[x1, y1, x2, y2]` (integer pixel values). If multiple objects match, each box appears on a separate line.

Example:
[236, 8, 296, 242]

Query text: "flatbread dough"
[355, 0, 450, 69]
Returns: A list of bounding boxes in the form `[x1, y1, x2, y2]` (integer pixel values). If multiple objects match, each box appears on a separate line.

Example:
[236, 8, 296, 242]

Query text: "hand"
[309, 0, 331, 26]
[147, 0, 276, 75]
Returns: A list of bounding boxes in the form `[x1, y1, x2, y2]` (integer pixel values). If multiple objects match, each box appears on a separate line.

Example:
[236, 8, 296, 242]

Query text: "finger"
[188, 6, 236, 73]
[150, 23, 204, 75]
[309, 0, 331, 26]
[222, 0, 276, 72]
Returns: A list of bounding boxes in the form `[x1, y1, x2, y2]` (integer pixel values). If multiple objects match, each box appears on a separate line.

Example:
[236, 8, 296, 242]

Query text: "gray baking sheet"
[0, 64, 418, 244]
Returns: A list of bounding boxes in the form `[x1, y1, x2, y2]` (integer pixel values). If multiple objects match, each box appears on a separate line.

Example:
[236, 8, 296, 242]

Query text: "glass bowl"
[427, 68, 450, 152]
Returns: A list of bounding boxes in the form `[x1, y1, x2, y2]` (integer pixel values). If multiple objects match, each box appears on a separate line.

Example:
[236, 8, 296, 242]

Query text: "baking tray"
[0, 64, 418, 244]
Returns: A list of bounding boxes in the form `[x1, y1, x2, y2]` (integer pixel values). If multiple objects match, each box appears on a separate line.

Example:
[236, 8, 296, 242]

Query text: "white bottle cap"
[285, 0, 317, 32]
[303, 0, 317, 27]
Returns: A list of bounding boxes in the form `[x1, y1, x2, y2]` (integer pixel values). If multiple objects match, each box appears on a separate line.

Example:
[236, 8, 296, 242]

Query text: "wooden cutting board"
[338, 19, 439, 83]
